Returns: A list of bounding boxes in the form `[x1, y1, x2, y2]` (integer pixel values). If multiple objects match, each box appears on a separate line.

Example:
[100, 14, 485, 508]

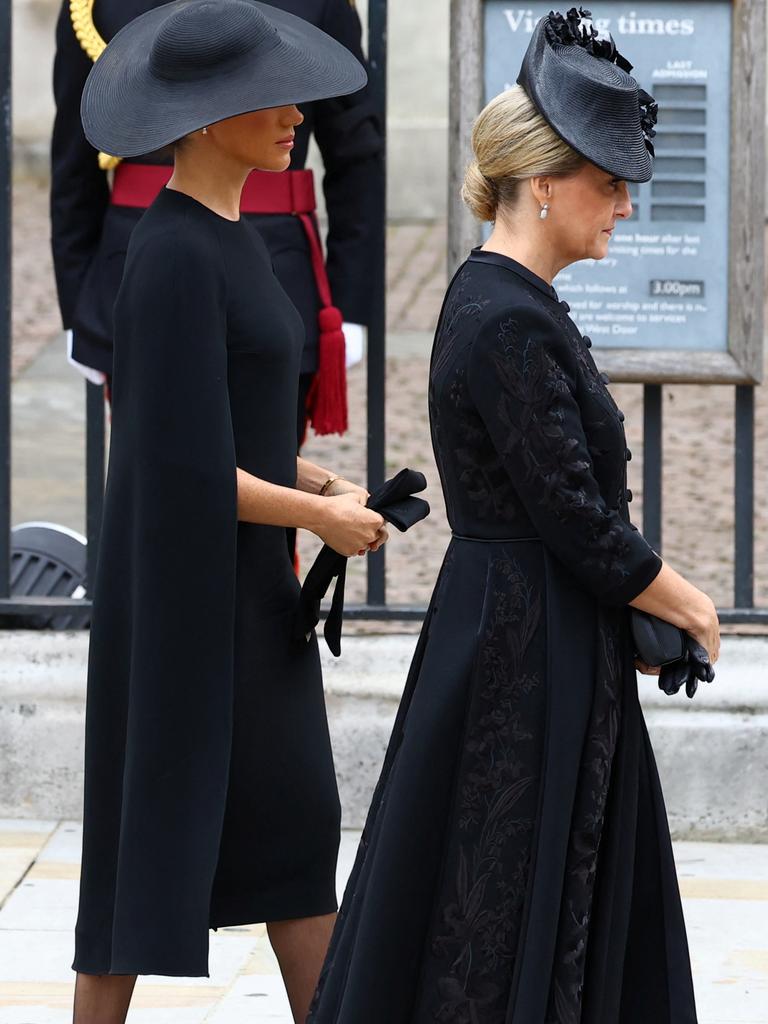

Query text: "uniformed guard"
[51, 0, 384, 443]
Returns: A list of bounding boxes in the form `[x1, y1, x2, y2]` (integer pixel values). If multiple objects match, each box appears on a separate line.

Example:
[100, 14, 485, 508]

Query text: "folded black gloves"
[658, 633, 716, 699]
[631, 608, 715, 699]
[297, 468, 430, 656]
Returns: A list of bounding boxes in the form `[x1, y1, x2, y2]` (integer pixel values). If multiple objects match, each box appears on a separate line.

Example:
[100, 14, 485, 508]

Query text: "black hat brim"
[81, 0, 368, 157]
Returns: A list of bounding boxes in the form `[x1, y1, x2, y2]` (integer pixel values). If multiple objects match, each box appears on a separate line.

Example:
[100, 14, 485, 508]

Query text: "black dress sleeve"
[50, 0, 110, 329]
[81, 225, 239, 971]
[115, 229, 235, 526]
[466, 307, 662, 605]
[313, 0, 385, 325]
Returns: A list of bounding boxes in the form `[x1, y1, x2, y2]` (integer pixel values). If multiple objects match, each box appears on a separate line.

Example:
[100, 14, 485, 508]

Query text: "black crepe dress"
[73, 188, 341, 977]
[309, 250, 698, 1023]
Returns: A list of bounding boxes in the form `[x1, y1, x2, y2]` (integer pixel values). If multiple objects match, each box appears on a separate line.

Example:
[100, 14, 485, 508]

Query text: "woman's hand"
[322, 478, 389, 554]
[630, 562, 721, 666]
[316, 492, 386, 558]
[323, 477, 369, 503]
[366, 522, 390, 554]
[686, 594, 721, 665]
[635, 659, 661, 676]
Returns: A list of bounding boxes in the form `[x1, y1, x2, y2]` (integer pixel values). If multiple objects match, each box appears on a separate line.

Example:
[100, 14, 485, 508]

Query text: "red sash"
[110, 163, 347, 435]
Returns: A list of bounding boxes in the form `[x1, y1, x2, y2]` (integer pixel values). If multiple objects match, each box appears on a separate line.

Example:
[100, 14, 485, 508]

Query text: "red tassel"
[307, 305, 348, 436]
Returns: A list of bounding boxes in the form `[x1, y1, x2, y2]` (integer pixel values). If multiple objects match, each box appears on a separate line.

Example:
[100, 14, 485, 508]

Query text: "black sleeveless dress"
[73, 188, 341, 977]
[309, 250, 698, 1023]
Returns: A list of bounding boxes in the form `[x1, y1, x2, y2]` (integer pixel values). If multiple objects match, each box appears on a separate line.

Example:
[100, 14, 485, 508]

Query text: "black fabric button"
[625, 488, 633, 502]
[599, 371, 611, 385]
[625, 449, 632, 462]
[561, 300, 570, 312]
[583, 335, 593, 348]
[617, 410, 625, 422]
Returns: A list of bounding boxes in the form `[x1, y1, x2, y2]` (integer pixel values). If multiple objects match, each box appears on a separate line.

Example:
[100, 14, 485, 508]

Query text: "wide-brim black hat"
[517, 7, 657, 183]
[81, 0, 367, 157]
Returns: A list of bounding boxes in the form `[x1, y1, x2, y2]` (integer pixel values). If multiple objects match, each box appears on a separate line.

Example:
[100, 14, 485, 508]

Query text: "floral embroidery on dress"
[528, 289, 622, 416]
[423, 557, 545, 1023]
[546, 613, 623, 1023]
[430, 270, 493, 525]
[440, 365, 527, 524]
[431, 269, 491, 381]
[480, 315, 632, 589]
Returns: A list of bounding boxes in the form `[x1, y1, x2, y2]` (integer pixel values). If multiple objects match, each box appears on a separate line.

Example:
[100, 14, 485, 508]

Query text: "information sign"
[486, 2, 730, 354]
[448, 0, 765, 381]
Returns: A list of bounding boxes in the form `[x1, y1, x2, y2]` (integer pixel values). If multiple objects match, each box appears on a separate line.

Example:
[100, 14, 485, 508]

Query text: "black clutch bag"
[630, 609, 685, 667]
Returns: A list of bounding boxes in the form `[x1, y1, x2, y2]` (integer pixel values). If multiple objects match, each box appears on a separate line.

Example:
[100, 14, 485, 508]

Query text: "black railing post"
[734, 384, 755, 609]
[0, 2, 11, 599]
[642, 383, 663, 554]
[85, 381, 106, 595]
[366, 0, 387, 606]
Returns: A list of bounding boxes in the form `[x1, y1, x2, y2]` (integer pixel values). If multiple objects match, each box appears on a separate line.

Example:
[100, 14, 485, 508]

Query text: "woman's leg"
[267, 912, 336, 1023]
[72, 973, 138, 1024]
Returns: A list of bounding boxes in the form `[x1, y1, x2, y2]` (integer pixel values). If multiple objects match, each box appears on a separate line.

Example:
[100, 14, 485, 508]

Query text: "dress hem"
[210, 891, 338, 931]
[72, 895, 338, 978]
[72, 960, 211, 979]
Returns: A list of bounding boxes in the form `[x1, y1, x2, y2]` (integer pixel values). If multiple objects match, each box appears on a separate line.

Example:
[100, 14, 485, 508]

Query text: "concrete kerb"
[0, 631, 766, 838]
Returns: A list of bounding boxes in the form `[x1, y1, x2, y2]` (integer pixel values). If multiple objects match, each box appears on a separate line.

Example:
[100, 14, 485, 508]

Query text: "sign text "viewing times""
[502, 9, 697, 36]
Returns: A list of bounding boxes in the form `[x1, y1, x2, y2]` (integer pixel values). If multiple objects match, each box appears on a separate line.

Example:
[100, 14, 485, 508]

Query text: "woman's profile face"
[208, 105, 305, 171]
[549, 161, 633, 263]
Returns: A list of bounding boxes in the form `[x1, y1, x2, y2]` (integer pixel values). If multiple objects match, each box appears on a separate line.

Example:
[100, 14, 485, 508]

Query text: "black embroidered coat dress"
[309, 249, 698, 1024]
[73, 188, 341, 977]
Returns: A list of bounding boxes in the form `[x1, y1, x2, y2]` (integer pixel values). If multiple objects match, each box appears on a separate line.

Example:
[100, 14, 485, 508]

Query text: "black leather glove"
[658, 634, 715, 699]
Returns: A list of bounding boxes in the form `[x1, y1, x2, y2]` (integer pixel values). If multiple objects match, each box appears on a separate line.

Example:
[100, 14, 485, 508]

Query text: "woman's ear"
[529, 175, 554, 208]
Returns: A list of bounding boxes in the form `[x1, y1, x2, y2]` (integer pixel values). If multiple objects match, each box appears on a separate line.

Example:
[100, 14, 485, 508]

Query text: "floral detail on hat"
[546, 7, 659, 159]
[546, 7, 632, 71]
[638, 88, 659, 157]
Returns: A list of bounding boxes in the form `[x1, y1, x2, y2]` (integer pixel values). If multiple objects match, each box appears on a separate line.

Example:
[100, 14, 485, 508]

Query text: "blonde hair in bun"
[462, 85, 584, 223]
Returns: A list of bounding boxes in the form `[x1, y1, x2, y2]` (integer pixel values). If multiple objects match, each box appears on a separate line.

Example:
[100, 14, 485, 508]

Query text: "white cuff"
[66, 330, 107, 386]
[342, 322, 366, 368]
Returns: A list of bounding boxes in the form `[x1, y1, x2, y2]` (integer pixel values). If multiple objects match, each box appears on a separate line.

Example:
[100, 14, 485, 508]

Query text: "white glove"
[66, 330, 107, 386]
[342, 322, 366, 369]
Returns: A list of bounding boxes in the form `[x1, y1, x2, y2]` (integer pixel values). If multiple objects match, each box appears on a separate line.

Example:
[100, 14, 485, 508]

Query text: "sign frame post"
[448, 0, 766, 384]
[0, 1, 11, 598]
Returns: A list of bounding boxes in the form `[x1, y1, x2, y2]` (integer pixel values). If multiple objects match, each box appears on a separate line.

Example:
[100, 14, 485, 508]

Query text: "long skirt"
[309, 536, 697, 1022]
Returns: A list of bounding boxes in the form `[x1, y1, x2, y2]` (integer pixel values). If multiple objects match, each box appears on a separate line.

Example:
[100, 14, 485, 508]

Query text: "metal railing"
[0, 0, 764, 626]
[641, 382, 765, 625]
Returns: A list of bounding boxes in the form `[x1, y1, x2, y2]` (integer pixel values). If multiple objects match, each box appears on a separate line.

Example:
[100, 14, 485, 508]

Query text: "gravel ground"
[10, 178, 768, 618]
[11, 180, 62, 378]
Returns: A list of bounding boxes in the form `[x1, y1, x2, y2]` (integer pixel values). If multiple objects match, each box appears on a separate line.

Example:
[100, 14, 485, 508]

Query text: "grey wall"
[12, 0, 58, 171]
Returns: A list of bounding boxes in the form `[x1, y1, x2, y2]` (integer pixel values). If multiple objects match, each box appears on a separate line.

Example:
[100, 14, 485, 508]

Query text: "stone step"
[0, 632, 766, 839]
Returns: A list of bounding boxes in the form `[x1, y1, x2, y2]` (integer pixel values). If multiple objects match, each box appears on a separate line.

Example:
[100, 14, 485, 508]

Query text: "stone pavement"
[0, 822, 360, 1023]
[0, 820, 766, 1023]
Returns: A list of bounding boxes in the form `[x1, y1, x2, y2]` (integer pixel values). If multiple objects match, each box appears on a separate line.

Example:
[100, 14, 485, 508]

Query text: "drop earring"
[540, 203, 550, 220]
[202, 126, 208, 135]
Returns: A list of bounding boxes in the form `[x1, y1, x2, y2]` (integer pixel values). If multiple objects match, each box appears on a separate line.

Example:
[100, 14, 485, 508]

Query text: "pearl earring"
[202, 126, 208, 135]
[540, 203, 550, 220]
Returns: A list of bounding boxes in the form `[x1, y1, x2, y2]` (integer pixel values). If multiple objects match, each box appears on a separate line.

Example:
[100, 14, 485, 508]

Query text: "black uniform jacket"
[50, 0, 384, 375]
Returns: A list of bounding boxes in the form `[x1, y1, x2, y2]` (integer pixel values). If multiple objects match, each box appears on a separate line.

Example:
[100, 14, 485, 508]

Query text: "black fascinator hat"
[81, 0, 367, 158]
[517, 7, 658, 183]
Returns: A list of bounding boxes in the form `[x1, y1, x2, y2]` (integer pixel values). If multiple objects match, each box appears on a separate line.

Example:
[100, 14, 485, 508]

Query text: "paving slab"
[0, 819, 56, 906]
[0, 823, 765, 1023]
